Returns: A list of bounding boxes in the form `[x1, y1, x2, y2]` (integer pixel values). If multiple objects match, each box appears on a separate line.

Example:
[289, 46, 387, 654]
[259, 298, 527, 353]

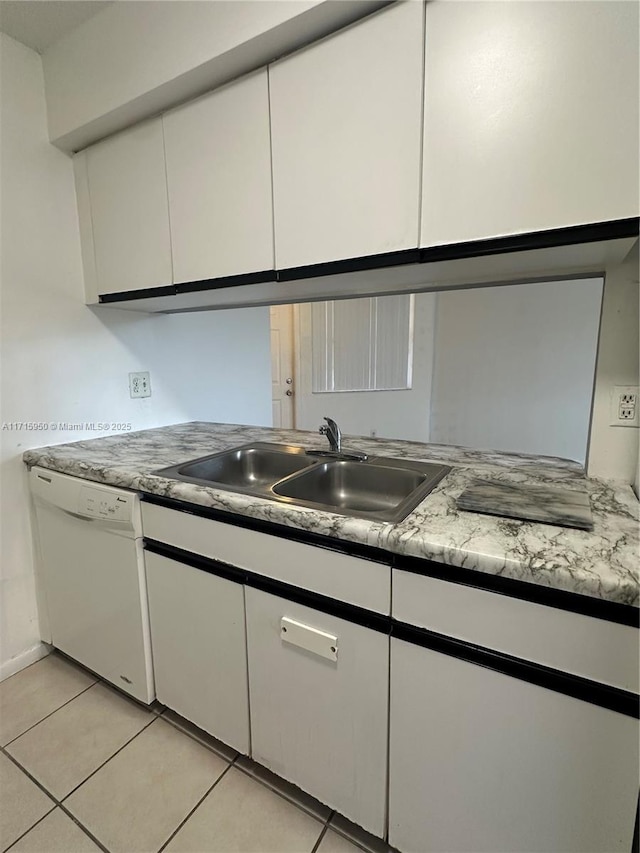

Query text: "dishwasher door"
[30, 468, 154, 704]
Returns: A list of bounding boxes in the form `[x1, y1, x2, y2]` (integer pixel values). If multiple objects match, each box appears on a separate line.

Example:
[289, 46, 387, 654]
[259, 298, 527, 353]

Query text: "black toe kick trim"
[143, 538, 389, 633]
[393, 554, 640, 627]
[419, 217, 640, 263]
[140, 492, 390, 564]
[392, 621, 640, 719]
[276, 249, 421, 282]
[176, 269, 276, 293]
[99, 284, 177, 303]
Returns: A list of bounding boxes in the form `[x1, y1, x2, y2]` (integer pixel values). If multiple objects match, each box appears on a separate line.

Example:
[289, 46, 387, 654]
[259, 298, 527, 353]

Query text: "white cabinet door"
[270, 1, 424, 269]
[163, 69, 274, 284]
[81, 119, 172, 302]
[82, 119, 173, 296]
[421, 1, 640, 247]
[389, 638, 639, 853]
[145, 552, 250, 754]
[246, 587, 388, 836]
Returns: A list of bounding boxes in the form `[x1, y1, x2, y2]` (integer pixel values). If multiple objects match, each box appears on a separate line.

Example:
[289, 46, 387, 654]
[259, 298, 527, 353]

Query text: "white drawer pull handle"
[280, 617, 338, 662]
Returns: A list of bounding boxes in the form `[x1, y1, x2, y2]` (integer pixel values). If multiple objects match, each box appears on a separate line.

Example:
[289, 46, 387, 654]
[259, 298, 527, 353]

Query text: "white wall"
[0, 33, 271, 678]
[294, 294, 436, 442]
[42, 0, 386, 151]
[429, 279, 604, 463]
[588, 246, 640, 484]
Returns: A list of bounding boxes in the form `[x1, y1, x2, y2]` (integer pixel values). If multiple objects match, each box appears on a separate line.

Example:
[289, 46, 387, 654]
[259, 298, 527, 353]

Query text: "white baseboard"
[0, 643, 50, 682]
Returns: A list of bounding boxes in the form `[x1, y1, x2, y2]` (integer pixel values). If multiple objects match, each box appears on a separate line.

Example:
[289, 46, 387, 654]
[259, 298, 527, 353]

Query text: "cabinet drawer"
[393, 569, 638, 692]
[142, 503, 390, 614]
[246, 587, 388, 836]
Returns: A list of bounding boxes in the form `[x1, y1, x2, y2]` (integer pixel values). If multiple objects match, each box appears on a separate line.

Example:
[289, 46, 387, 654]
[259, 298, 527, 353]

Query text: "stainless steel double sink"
[153, 442, 450, 523]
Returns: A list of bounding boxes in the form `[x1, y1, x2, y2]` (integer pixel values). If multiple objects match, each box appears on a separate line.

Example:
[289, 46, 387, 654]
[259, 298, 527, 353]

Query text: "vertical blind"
[311, 294, 414, 393]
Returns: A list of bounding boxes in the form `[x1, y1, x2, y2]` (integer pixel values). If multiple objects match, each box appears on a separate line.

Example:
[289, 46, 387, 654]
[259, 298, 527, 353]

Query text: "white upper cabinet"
[269, 1, 425, 270]
[421, 1, 640, 247]
[80, 118, 173, 297]
[163, 69, 274, 283]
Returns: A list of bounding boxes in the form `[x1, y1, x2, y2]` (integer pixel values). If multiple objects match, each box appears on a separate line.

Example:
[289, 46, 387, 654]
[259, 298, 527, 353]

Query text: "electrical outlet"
[129, 371, 151, 399]
[609, 385, 639, 427]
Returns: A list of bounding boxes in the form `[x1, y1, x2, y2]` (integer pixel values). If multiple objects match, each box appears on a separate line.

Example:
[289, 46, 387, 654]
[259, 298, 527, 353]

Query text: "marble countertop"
[23, 422, 640, 607]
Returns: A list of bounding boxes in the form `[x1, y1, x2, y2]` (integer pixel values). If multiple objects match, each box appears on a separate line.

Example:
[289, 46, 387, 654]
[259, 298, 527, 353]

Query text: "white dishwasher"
[30, 467, 155, 704]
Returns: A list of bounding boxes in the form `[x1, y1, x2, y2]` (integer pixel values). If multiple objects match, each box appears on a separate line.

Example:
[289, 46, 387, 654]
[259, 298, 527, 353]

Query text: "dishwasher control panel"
[79, 486, 132, 521]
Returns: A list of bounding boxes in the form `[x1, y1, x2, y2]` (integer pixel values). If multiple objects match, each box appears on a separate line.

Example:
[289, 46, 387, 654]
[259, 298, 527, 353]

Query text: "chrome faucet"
[319, 417, 341, 453]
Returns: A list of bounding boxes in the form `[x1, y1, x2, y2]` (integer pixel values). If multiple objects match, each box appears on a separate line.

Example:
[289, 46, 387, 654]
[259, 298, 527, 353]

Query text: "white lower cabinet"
[145, 552, 250, 754]
[245, 587, 389, 837]
[389, 637, 639, 853]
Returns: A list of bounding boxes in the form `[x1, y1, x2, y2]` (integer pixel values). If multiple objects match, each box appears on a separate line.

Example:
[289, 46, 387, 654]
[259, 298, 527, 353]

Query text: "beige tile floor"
[0, 653, 394, 853]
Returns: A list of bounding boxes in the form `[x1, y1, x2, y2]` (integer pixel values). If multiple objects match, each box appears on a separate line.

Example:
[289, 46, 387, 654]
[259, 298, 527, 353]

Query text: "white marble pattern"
[23, 422, 639, 607]
[456, 480, 593, 530]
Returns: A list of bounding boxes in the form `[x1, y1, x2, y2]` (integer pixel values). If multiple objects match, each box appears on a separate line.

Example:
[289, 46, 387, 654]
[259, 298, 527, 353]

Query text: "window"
[311, 294, 414, 393]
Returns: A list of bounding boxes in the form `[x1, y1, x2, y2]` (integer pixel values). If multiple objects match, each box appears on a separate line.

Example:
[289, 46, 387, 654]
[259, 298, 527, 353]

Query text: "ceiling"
[0, 0, 113, 54]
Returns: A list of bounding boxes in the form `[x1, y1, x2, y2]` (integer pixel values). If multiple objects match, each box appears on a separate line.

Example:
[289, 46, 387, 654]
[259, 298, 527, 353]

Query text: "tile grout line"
[0, 747, 110, 853]
[2, 801, 57, 853]
[323, 811, 395, 853]
[54, 803, 111, 853]
[310, 818, 332, 853]
[131, 712, 336, 824]
[2, 681, 98, 749]
[157, 714, 238, 764]
[156, 708, 334, 829]
[160, 712, 329, 826]
[60, 715, 159, 802]
[156, 760, 236, 853]
[231, 759, 332, 825]
[9, 659, 326, 837]
[5, 660, 362, 849]
[157, 713, 330, 825]
[2, 711, 159, 832]
[0, 650, 52, 684]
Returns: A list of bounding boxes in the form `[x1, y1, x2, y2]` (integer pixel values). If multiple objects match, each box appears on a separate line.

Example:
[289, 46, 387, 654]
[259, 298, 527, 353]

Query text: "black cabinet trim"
[143, 537, 389, 633]
[141, 493, 639, 626]
[143, 538, 638, 717]
[99, 284, 177, 303]
[392, 621, 640, 719]
[393, 555, 640, 628]
[419, 217, 639, 264]
[140, 492, 390, 564]
[276, 248, 421, 282]
[97, 218, 638, 303]
[176, 269, 276, 294]
[144, 538, 245, 585]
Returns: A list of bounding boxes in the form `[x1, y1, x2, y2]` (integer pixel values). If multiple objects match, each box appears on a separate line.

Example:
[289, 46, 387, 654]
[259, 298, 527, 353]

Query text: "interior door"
[270, 304, 295, 428]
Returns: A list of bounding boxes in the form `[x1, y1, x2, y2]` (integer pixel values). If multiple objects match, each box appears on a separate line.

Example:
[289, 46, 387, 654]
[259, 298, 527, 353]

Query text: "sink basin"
[274, 461, 424, 512]
[178, 446, 313, 488]
[273, 460, 446, 521]
[153, 442, 450, 522]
